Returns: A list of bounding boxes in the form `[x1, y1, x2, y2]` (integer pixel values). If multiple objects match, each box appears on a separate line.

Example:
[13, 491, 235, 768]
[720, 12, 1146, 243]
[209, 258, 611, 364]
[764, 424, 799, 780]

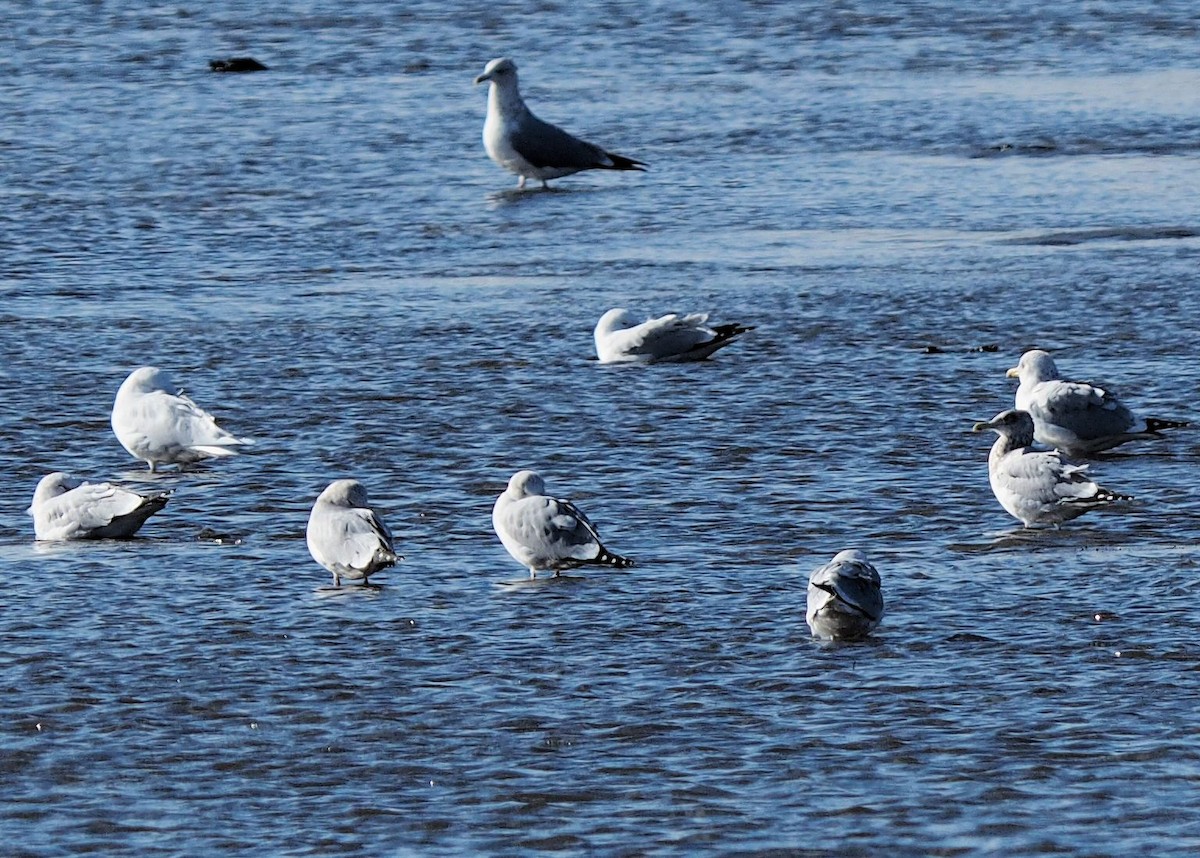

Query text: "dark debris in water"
[195, 527, 244, 545]
[209, 57, 268, 73]
[921, 343, 998, 354]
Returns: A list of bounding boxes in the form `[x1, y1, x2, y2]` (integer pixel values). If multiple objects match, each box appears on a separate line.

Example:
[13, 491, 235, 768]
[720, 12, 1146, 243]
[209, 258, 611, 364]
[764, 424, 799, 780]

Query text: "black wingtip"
[604, 152, 648, 172]
[711, 323, 754, 340]
[598, 548, 635, 569]
[1145, 417, 1189, 433]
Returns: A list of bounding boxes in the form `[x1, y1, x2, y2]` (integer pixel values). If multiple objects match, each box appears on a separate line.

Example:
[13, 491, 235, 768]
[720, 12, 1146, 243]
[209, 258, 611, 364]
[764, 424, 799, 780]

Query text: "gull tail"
[596, 546, 635, 569]
[1144, 417, 1189, 434]
[711, 322, 755, 343]
[1091, 487, 1134, 505]
[601, 151, 647, 172]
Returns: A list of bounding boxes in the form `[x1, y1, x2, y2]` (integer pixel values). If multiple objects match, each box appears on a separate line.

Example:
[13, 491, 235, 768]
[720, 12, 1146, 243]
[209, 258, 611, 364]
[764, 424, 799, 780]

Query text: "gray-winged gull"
[306, 479, 400, 587]
[1007, 349, 1187, 455]
[111, 366, 254, 472]
[28, 472, 169, 540]
[474, 57, 646, 189]
[594, 308, 753, 364]
[805, 549, 884, 641]
[492, 470, 634, 578]
[972, 409, 1132, 527]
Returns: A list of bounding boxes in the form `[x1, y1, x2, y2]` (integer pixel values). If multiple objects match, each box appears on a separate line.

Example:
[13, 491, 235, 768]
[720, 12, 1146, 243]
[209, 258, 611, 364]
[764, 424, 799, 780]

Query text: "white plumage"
[111, 366, 253, 472]
[306, 479, 400, 587]
[1007, 349, 1187, 455]
[28, 472, 169, 541]
[474, 57, 646, 189]
[594, 308, 753, 364]
[492, 470, 633, 578]
[972, 408, 1131, 527]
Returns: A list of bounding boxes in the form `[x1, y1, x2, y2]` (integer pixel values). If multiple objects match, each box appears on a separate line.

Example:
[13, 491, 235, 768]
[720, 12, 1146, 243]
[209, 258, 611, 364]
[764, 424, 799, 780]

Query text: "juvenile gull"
[28, 472, 169, 541]
[492, 470, 634, 578]
[1007, 349, 1187, 455]
[306, 479, 400, 587]
[111, 366, 253, 472]
[805, 549, 884, 642]
[972, 409, 1131, 527]
[474, 57, 646, 189]
[594, 308, 753, 364]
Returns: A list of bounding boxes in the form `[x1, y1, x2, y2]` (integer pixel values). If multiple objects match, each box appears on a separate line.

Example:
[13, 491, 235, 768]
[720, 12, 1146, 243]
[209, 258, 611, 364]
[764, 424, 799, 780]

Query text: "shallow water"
[2, 1, 1200, 855]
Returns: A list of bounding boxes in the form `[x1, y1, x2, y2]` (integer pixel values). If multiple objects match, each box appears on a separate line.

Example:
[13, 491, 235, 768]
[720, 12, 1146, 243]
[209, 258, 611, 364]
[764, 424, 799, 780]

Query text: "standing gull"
[1007, 349, 1187, 455]
[594, 308, 753, 364]
[474, 57, 646, 189]
[111, 366, 253, 472]
[28, 472, 169, 541]
[492, 470, 634, 578]
[306, 480, 400, 587]
[972, 409, 1132, 527]
[805, 550, 884, 641]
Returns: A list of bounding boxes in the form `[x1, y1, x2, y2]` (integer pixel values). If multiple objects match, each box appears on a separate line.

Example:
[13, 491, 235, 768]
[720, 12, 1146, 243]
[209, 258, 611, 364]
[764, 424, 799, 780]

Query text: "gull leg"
[333, 572, 341, 587]
[148, 460, 157, 474]
[517, 176, 526, 189]
[540, 179, 549, 190]
[529, 568, 537, 579]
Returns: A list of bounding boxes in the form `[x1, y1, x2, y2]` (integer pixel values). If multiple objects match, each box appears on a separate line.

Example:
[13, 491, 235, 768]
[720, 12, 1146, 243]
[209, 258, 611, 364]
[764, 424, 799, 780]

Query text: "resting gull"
[972, 409, 1131, 527]
[111, 366, 253, 472]
[805, 549, 884, 641]
[28, 472, 169, 541]
[594, 308, 753, 364]
[474, 57, 646, 189]
[306, 479, 400, 587]
[1007, 349, 1187, 455]
[492, 470, 633, 578]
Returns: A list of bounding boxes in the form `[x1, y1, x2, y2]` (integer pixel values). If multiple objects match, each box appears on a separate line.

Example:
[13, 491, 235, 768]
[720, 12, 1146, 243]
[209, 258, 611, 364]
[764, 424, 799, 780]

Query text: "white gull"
[111, 366, 253, 472]
[474, 57, 646, 189]
[28, 471, 169, 541]
[492, 470, 633, 578]
[972, 408, 1132, 527]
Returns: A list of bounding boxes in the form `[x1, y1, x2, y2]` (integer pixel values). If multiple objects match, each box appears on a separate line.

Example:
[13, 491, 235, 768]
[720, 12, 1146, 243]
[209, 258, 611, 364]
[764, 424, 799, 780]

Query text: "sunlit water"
[2, 2, 1200, 854]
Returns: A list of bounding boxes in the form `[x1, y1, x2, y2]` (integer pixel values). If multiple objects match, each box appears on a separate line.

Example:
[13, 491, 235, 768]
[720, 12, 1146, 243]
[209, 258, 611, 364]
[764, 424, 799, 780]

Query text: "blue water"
[3, 2, 1200, 855]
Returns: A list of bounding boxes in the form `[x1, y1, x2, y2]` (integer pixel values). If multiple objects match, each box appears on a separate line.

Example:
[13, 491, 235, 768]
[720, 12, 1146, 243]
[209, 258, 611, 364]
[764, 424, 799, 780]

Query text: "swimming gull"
[111, 366, 254, 472]
[594, 308, 753, 364]
[972, 409, 1132, 527]
[1007, 349, 1187, 455]
[474, 57, 646, 189]
[306, 479, 400, 587]
[493, 470, 634, 578]
[28, 472, 170, 541]
[805, 550, 884, 642]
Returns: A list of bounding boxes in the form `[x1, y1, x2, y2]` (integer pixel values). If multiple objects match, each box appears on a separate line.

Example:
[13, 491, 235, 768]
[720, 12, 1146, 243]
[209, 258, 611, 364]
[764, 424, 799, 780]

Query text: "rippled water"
[3, 1, 1200, 854]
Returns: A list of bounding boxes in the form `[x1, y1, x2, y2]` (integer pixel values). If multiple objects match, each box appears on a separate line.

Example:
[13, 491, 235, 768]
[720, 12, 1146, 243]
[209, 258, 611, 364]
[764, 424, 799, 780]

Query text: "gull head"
[830, 548, 870, 565]
[972, 408, 1036, 446]
[122, 366, 174, 395]
[595, 308, 634, 335]
[475, 57, 517, 86]
[1006, 349, 1059, 383]
[505, 469, 545, 500]
[318, 479, 370, 509]
[30, 472, 79, 511]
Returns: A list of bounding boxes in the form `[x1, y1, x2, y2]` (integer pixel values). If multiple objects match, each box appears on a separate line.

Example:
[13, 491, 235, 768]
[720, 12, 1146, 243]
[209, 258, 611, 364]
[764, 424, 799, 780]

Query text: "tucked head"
[830, 548, 869, 565]
[595, 308, 633, 334]
[123, 365, 172, 394]
[1006, 349, 1059, 383]
[972, 408, 1036, 444]
[505, 469, 545, 499]
[319, 479, 370, 508]
[475, 57, 517, 86]
[31, 472, 78, 508]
